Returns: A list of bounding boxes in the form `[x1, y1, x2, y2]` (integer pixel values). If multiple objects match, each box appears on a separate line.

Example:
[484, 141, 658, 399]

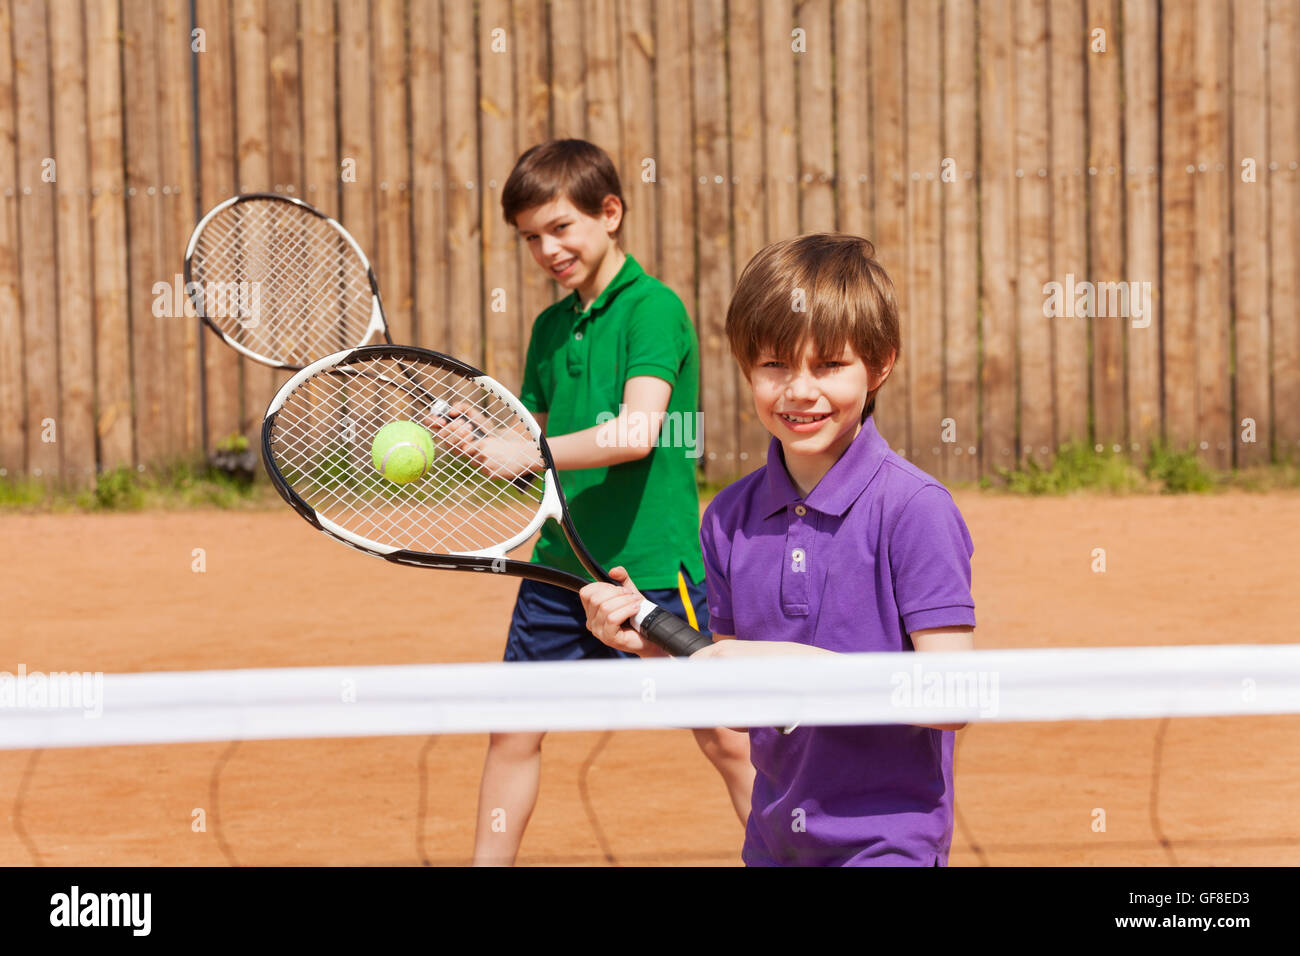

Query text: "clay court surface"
[2, 491, 1298, 866]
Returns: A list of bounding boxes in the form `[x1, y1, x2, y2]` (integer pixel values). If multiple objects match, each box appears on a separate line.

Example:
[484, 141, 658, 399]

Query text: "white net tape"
[2, 645, 1298, 751]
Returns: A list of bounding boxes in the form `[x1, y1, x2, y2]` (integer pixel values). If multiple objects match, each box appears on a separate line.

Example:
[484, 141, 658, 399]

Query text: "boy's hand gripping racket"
[260, 344, 711, 657]
[184, 193, 390, 369]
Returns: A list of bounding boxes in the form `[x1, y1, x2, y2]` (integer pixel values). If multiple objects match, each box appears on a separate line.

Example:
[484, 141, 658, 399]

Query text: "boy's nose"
[785, 370, 817, 399]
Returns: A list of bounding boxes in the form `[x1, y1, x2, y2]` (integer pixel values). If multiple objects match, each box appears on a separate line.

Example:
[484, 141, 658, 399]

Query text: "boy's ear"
[602, 194, 624, 235]
[873, 349, 898, 388]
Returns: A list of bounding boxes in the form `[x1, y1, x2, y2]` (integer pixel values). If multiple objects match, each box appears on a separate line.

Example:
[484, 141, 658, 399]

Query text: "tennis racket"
[184, 193, 390, 369]
[260, 344, 711, 657]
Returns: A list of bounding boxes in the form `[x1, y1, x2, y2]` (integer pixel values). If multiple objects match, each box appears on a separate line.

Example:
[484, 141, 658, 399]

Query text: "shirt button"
[574, 331, 584, 341]
[794, 504, 807, 516]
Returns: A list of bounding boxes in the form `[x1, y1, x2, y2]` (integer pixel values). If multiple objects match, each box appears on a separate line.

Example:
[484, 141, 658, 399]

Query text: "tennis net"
[2, 644, 1297, 750]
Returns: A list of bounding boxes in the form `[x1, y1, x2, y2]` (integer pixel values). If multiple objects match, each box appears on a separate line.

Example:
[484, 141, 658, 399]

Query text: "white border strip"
[2, 645, 1297, 751]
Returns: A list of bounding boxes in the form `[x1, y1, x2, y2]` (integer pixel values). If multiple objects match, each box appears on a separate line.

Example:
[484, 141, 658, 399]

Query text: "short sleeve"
[699, 501, 735, 636]
[518, 317, 551, 414]
[624, 289, 691, 386]
[888, 485, 976, 635]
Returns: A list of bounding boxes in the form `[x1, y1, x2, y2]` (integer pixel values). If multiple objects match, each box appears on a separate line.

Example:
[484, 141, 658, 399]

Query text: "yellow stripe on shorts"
[676, 570, 700, 631]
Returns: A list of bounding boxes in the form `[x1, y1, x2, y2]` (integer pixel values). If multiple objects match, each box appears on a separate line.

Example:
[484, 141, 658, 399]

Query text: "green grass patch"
[982, 439, 1300, 496]
[0, 460, 280, 513]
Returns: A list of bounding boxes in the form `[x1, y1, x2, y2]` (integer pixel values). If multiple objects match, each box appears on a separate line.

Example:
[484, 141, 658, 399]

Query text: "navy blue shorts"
[503, 566, 711, 662]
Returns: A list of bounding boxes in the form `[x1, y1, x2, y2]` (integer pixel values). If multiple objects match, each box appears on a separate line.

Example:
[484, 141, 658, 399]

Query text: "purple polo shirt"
[700, 416, 976, 866]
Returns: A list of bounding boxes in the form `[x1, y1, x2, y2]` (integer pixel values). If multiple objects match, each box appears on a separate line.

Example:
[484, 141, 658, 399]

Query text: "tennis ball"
[371, 421, 436, 484]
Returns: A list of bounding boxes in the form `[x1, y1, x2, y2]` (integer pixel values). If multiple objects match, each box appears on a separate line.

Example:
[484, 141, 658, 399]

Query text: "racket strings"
[190, 200, 376, 364]
[270, 356, 547, 555]
[279, 401, 534, 554]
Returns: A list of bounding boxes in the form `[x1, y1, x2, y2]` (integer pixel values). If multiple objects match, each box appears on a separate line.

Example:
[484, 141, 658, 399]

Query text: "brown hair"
[501, 139, 626, 239]
[725, 233, 901, 417]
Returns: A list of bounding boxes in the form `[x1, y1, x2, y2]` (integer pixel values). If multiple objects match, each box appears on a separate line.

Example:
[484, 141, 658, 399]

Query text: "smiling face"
[514, 195, 623, 303]
[748, 339, 888, 494]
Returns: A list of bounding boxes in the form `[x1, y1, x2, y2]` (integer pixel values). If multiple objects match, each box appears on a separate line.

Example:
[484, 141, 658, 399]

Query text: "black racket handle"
[638, 606, 713, 657]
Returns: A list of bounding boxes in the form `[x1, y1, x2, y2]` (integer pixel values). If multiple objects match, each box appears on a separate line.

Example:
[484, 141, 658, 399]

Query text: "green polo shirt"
[519, 254, 706, 589]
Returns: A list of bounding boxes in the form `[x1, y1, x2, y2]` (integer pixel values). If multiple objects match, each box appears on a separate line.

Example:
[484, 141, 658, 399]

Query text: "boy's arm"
[544, 375, 671, 470]
[437, 377, 668, 478]
[691, 626, 975, 731]
[908, 626, 975, 731]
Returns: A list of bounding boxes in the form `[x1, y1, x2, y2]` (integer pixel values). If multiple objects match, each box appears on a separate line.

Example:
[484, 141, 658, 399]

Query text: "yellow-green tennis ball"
[371, 421, 435, 484]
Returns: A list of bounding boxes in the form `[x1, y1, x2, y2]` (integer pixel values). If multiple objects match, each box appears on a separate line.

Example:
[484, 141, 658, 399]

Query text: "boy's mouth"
[778, 411, 831, 428]
[551, 257, 577, 277]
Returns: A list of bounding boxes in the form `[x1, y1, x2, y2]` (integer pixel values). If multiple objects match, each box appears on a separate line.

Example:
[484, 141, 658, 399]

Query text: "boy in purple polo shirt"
[579, 233, 976, 866]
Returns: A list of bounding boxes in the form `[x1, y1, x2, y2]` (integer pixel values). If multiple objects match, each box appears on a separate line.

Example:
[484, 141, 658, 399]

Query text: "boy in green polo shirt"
[469, 139, 752, 866]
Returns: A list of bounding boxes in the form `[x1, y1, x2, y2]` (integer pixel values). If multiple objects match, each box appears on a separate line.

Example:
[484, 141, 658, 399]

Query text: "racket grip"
[636, 603, 713, 657]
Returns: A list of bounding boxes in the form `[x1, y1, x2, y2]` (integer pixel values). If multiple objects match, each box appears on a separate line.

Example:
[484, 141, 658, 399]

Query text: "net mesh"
[267, 352, 546, 555]
[188, 198, 378, 366]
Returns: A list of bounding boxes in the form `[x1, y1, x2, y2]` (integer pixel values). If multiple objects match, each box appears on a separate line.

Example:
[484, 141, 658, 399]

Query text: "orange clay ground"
[1, 491, 1298, 866]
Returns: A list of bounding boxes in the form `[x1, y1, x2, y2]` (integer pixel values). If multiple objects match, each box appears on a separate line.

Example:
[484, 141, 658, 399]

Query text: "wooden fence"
[1, 0, 1297, 486]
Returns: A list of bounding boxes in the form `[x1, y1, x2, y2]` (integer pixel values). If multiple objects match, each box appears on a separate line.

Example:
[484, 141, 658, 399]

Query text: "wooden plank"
[1268, 0, 1300, 461]
[1122, 0, 1161, 455]
[85, 0, 132, 469]
[49, 0, 96, 485]
[513, 0, 552, 363]
[13, 0, 61, 481]
[1160, 0, 1197, 452]
[797, 0, 833, 229]
[654, 0, 694, 309]
[834, 0, 871, 238]
[233, 0, 275, 438]
[268, 0, 302, 195]
[1191, 0, 1232, 470]
[121, 0, 165, 468]
[1051, 0, 1087, 447]
[480, 0, 520, 389]
[337, 0, 375, 263]
[693, 0, 735, 481]
[0, 0, 25, 478]
[619, 0, 656, 273]
[300, 0, 338, 216]
[730, 0, 768, 469]
[1087, 0, 1124, 453]
[550, 0, 584, 137]
[763, 0, 798, 243]
[942, 0, 979, 483]
[904, 0, 945, 474]
[1232, 0, 1271, 467]
[373, 0, 412, 350]
[1013, 0, 1052, 466]
[444, 0, 482, 363]
[583, 0, 620, 160]
[867, 0, 908, 454]
[978, 0, 1018, 475]
[410, 0, 449, 350]
[157, 0, 201, 457]
[265, 0, 305, 392]
[194, 0, 241, 451]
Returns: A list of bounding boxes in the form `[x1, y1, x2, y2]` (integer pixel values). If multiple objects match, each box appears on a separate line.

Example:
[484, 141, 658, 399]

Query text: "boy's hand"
[428, 403, 542, 479]
[578, 567, 668, 658]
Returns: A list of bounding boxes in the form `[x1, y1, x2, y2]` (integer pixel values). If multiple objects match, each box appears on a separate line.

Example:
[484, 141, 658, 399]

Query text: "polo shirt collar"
[759, 415, 891, 518]
[568, 253, 644, 319]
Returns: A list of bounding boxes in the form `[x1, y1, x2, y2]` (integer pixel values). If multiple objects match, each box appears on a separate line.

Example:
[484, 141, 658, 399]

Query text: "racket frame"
[262, 344, 602, 593]
[183, 192, 391, 370]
